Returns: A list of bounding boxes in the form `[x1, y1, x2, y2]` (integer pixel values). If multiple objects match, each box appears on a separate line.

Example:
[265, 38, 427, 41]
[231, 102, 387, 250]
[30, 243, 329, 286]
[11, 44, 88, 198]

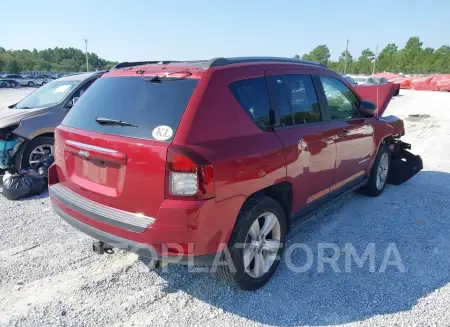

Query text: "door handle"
[337, 129, 350, 137]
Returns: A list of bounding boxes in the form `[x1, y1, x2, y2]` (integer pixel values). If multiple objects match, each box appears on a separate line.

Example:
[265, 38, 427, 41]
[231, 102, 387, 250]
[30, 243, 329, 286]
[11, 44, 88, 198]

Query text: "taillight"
[166, 146, 215, 199]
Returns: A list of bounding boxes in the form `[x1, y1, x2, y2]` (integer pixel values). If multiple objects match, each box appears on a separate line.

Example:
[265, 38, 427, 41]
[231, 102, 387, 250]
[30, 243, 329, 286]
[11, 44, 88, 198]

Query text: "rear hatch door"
[54, 75, 198, 219]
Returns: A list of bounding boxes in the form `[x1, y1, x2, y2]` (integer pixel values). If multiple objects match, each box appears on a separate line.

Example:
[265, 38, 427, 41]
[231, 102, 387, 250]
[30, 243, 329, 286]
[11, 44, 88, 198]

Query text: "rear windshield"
[62, 76, 199, 141]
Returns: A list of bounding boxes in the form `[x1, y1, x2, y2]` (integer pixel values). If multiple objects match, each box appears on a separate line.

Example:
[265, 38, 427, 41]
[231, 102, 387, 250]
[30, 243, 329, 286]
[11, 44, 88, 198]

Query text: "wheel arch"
[370, 119, 399, 171]
[13, 133, 55, 169]
[33, 132, 54, 139]
[238, 181, 293, 232]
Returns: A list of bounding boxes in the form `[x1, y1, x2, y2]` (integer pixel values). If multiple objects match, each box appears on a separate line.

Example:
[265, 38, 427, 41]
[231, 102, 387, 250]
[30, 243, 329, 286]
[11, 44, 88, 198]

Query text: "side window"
[319, 76, 360, 120]
[266, 74, 321, 127]
[73, 79, 96, 98]
[66, 79, 97, 108]
[283, 75, 321, 125]
[266, 75, 293, 126]
[229, 77, 271, 130]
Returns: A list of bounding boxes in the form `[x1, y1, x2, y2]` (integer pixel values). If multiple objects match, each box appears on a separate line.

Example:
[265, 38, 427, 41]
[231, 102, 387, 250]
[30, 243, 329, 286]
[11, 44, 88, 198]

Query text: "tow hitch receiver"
[92, 241, 114, 255]
[388, 141, 423, 185]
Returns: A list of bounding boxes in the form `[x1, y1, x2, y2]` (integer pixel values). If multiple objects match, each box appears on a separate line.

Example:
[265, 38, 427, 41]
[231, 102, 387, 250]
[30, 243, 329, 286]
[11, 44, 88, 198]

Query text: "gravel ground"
[1, 89, 449, 327]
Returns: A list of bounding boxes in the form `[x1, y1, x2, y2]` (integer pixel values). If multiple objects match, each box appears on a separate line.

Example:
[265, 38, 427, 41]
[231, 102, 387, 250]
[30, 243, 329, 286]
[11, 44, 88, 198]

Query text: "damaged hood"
[353, 83, 396, 117]
[0, 107, 48, 129]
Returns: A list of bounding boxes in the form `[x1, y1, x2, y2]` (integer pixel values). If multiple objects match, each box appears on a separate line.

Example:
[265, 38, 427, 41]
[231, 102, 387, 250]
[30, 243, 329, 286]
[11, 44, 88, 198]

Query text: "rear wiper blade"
[95, 117, 138, 128]
[148, 70, 192, 83]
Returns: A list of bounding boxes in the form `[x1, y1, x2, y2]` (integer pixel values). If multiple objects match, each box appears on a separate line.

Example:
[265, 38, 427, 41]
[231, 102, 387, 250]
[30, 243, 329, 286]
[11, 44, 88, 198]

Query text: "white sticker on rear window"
[54, 85, 71, 93]
[152, 125, 173, 141]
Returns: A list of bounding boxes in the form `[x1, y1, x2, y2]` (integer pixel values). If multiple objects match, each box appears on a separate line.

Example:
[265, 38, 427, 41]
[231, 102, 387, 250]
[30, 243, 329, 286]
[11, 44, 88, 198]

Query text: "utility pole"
[344, 39, 349, 75]
[372, 44, 379, 75]
[83, 39, 89, 72]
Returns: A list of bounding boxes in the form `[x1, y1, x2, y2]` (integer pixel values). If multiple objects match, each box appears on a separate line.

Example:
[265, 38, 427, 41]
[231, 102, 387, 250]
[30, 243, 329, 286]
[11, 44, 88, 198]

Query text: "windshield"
[353, 77, 367, 82]
[62, 76, 199, 141]
[15, 79, 80, 109]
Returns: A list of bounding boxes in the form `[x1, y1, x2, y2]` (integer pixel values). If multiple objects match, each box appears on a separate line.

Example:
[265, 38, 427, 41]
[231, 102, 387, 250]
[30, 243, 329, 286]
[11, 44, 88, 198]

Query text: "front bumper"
[388, 141, 423, 185]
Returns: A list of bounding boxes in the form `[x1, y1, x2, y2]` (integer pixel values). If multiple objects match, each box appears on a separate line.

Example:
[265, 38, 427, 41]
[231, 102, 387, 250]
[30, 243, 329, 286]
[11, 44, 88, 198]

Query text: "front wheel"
[28, 81, 35, 87]
[359, 145, 391, 197]
[16, 136, 54, 170]
[217, 196, 287, 290]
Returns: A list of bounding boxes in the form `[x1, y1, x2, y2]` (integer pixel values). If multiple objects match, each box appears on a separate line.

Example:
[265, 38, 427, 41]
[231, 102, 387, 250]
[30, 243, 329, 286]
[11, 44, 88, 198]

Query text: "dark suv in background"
[49, 57, 414, 290]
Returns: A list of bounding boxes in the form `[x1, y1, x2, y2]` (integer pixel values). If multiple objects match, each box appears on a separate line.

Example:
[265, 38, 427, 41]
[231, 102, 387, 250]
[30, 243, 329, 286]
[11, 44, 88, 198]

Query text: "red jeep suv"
[49, 57, 414, 290]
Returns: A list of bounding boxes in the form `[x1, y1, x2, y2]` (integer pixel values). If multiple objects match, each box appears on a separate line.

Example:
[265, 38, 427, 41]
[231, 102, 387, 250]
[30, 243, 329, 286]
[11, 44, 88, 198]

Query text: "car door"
[17, 75, 27, 86]
[9, 75, 22, 84]
[316, 75, 375, 195]
[265, 67, 336, 214]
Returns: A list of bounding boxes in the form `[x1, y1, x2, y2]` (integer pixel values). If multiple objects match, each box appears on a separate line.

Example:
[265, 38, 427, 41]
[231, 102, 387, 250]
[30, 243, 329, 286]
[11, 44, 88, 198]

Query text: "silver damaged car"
[0, 71, 103, 170]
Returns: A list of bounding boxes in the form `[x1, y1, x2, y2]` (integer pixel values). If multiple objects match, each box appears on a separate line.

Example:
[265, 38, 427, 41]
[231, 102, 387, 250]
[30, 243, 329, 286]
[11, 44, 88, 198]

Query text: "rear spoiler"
[112, 61, 179, 69]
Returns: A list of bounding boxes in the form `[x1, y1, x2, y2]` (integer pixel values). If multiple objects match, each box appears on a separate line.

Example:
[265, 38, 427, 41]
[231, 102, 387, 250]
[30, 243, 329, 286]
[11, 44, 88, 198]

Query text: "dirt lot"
[1, 89, 449, 327]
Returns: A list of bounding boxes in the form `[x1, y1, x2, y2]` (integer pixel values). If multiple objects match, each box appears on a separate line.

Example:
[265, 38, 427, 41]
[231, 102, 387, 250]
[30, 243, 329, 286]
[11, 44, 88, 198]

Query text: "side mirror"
[66, 97, 80, 109]
[67, 97, 80, 109]
[358, 100, 377, 117]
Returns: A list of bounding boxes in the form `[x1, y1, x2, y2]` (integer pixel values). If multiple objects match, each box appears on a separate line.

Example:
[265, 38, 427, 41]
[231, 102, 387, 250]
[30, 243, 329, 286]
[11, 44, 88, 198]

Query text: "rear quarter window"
[62, 76, 199, 141]
[229, 77, 271, 130]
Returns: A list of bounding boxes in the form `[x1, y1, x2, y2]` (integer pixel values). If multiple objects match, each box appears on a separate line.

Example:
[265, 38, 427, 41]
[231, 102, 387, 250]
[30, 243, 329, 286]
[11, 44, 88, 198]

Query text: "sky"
[2, 0, 449, 62]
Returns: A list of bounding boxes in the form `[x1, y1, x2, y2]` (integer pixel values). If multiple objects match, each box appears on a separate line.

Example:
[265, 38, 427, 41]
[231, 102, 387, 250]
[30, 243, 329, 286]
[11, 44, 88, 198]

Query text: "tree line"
[2, 36, 449, 75]
[0, 47, 117, 73]
[294, 37, 450, 75]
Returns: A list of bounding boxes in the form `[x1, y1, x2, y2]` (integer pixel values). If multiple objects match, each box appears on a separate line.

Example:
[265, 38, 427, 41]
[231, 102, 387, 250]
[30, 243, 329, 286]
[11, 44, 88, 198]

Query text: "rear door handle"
[337, 129, 350, 137]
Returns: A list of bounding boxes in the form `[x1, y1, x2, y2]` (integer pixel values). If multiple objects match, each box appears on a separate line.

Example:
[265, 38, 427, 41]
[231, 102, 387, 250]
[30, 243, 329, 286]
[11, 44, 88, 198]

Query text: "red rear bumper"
[50, 182, 245, 264]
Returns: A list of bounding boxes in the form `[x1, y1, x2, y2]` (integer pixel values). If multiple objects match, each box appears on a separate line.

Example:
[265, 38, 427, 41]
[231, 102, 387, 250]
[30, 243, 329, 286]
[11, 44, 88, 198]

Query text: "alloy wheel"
[29, 144, 54, 168]
[243, 212, 281, 278]
[376, 152, 389, 190]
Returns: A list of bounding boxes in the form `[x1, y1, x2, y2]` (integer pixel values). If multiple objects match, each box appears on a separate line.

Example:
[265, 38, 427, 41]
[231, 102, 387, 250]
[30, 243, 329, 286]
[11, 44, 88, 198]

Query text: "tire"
[0, 82, 7, 88]
[28, 81, 35, 87]
[16, 136, 54, 170]
[217, 196, 287, 291]
[359, 144, 391, 197]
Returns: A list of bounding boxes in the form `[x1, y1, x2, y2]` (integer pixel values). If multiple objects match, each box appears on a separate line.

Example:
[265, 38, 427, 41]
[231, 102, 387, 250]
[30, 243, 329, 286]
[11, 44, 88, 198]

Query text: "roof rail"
[112, 61, 179, 69]
[207, 57, 325, 68]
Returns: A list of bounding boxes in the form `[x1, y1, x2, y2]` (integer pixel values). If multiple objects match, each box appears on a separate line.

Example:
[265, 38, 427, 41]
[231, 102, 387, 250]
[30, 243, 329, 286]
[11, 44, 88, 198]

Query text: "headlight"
[0, 123, 20, 139]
